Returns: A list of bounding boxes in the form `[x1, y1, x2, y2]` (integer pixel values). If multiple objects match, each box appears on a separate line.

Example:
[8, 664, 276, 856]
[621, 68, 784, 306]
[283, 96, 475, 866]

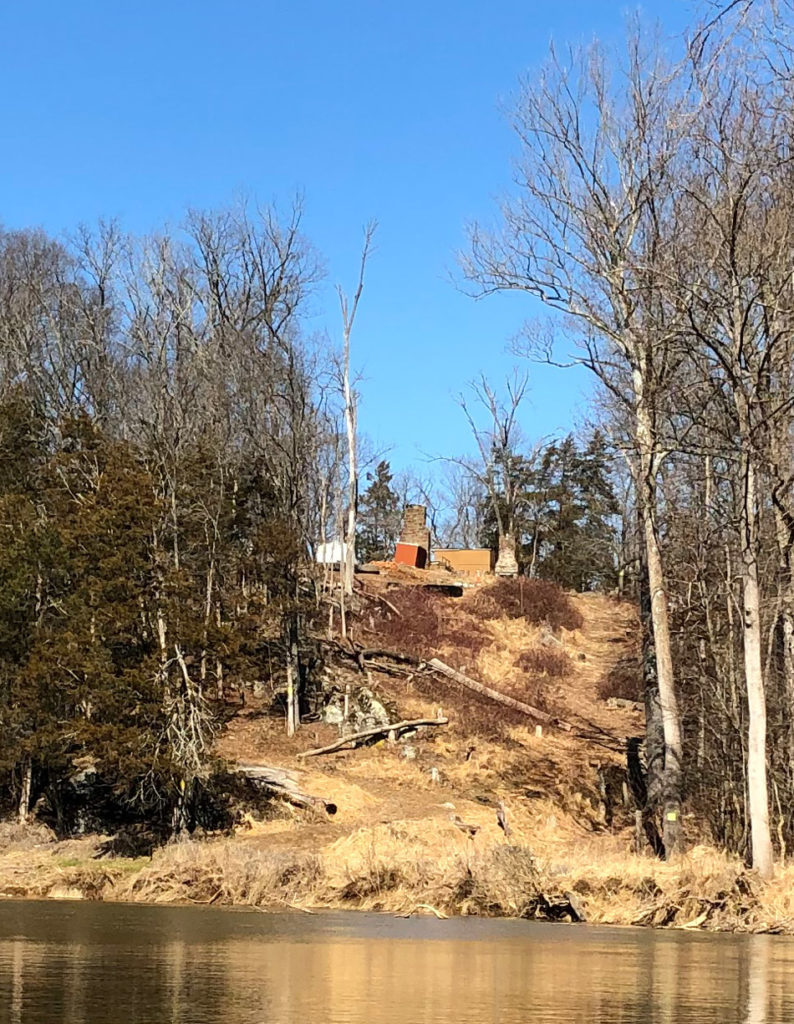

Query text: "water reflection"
[0, 901, 792, 1024]
[8, 938, 23, 1024]
[745, 934, 770, 1024]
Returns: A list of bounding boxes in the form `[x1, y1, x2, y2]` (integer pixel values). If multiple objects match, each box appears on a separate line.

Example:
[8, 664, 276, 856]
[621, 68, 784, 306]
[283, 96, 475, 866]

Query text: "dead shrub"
[373, 588, 488, 662]
[456, 846, 578, 920]
[119, 841, 322, 907]
[373, 588, 446, 657]
[469, 579, 583, 632]
[499, 671, 562, 718]
[0, 820, 55, 851]
[53, 862, 122, 900]
[516, 648, 572, 678]
[597, 656, 642, 702]
[457, 845, 541, 917]
[338, 864, 404, 901]
[443, 626, 489, 663]
[411, 670, 523, 739]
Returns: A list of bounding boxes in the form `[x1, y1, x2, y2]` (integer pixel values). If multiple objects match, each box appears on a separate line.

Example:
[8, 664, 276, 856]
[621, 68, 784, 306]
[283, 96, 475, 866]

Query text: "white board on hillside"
[315, 541, 358, 565]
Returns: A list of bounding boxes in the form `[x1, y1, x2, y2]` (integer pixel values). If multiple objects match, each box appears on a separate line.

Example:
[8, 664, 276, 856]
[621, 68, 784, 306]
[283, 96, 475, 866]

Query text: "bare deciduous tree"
[337, 222, 376, 602]
[451, 372, 529, 576]
[462, 29, 688, 854]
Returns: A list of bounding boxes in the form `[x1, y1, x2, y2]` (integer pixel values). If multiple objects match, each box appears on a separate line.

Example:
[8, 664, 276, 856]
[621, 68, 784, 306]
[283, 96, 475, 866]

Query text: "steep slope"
[200, 589, 645, 885]
[6, 588, 792, 932]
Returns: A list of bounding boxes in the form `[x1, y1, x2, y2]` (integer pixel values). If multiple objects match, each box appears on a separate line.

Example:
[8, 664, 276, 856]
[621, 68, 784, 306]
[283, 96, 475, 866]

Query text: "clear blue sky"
[0, 1, 695, 471]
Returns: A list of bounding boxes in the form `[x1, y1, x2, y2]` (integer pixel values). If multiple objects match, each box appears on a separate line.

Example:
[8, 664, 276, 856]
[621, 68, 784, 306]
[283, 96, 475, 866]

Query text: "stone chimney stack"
[401, 504, 428, 546]
[494, 533, 519, 576]
[396, 504, 431, 567]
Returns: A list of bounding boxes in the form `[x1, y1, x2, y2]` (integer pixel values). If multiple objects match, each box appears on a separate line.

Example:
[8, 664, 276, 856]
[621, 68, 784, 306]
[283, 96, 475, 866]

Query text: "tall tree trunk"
[637, 541, 665, 856]
[528, 523, 540, 579]
[200, 555, 215, 686]
[342, 369, 357, 597]
[741, 452, 774, 878]
[285, 602, 301, 737]
[779, 596, 794, 779]
[17, 760, 32, 825]
[215, 603, 224, 700]
[338, 223, 374, 597]
[639, 542, 665, 809]
[769, 430, 794, 780]
[635, 397, 683, 858]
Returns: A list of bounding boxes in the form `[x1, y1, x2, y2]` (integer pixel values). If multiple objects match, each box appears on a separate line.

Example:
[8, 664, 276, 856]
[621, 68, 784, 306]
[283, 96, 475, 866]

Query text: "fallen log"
[427, 658, 572, 731]
[358, 660, 415, 678]
[235, 763, 337, 814]
[298, 716, 448, 758]
[329, 640, 419, 666]
[396, 903, 448, 920]
[358, 647, 420, 664]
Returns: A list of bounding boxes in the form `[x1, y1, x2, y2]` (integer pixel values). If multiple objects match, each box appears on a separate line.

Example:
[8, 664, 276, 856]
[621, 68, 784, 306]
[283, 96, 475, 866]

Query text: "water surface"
[0, 900, 791, 1023]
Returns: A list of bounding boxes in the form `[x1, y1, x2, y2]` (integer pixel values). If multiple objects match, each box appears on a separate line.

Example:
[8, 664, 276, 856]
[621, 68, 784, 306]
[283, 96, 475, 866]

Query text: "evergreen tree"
[538, 431, 619, 591]
[357, 460, 401, 563]
[0, 403, 220, 831]
[477, 432, 618, 590]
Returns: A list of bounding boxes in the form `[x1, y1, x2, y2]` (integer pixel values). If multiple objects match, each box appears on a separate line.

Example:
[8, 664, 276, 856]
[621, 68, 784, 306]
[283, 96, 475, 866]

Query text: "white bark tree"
[672, 66, 794, 877]
[462, 30, 689, 854]
[337, 222, 376, 602]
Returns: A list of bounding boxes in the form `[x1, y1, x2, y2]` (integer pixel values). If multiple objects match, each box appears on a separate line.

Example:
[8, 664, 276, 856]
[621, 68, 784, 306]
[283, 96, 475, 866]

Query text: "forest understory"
[2, 585, 792, 936]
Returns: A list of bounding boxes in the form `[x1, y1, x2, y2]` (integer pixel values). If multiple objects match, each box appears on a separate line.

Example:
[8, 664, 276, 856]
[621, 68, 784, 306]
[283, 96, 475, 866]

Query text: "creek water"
[0, 900, 792, 1023]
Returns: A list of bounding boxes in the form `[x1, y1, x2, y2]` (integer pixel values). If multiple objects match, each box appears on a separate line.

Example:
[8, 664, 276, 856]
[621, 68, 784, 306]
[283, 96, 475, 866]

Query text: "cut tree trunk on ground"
[235, 763, 337, 815]
[298, 717, 448, 758]
[327, 641, 420, 676]
[357, 648, 420, 664]
[329, 641, 420, 665]
[427, 658, 572, 731]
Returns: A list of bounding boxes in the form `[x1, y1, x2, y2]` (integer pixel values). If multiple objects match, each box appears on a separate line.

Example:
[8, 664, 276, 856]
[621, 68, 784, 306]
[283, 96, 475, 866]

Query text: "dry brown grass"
[0, 820, 56, 850]
[114, 820, 579, 921]
[4, 811, 794, 933]
[0, 833, 145, 901]
[516, 648, 572, 679]
[596, 655, 642, 702]
[117, 840, 322, 907]
[469, 579, 584, 632]
[370, 587, 490, 667]
[557, 844, 794, 932]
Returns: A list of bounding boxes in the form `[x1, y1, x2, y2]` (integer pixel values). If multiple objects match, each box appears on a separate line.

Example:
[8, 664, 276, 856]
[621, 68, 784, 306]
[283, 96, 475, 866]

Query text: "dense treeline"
[0, 207, 344, 833]
[358, 437, 622, 589]
[465, 1, 794, 873]
[474, 431, 620, 591]
[0, 205, 619, 840]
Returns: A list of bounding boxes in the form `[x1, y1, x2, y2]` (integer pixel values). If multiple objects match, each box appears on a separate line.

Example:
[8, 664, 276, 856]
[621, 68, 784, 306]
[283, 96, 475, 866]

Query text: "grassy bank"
[118, 828, 794, 933]
[2, 821, 794, 934]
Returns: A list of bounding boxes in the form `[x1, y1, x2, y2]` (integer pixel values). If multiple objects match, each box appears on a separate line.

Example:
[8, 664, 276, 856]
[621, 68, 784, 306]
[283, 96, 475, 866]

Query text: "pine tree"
[475, 432, 618, 589]
[539, 432, 618, 591]
[357, 460, 401, 563]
